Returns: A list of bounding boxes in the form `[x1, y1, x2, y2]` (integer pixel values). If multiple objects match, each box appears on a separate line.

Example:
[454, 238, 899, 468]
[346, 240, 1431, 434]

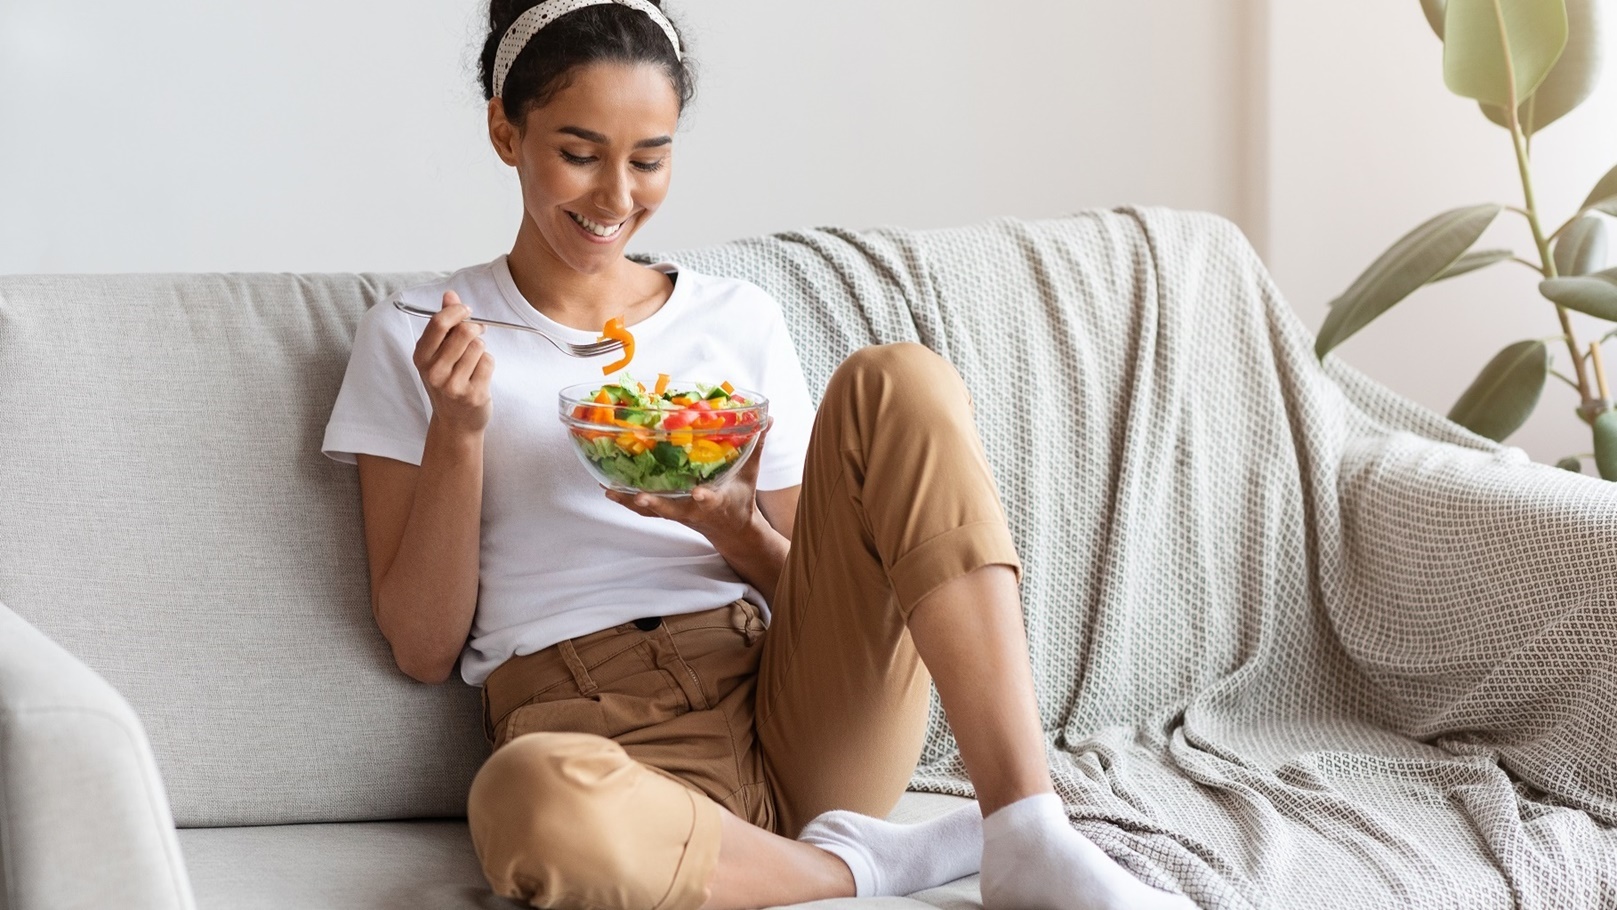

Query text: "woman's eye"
[559, 150, 595, 165]
[632, 159, 666, 173]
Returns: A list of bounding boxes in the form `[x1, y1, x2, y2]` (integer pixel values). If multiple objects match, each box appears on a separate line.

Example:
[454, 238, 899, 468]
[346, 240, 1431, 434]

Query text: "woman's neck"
[506, 225, 669, 332]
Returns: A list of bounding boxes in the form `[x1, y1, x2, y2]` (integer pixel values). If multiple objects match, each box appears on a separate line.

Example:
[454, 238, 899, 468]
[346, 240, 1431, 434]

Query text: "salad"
[562, 373, 768, 493]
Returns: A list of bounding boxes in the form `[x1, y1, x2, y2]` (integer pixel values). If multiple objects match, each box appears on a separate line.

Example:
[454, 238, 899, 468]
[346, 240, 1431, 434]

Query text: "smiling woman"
[318, 3, 1192, 910]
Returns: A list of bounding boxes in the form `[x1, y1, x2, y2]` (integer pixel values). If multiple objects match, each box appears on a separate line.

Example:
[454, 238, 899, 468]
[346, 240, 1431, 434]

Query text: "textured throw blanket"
[660, 207, 1617, 908]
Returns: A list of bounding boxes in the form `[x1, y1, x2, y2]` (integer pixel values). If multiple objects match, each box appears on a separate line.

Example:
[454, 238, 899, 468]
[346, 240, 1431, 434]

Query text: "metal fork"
[392, 299, 624, 359]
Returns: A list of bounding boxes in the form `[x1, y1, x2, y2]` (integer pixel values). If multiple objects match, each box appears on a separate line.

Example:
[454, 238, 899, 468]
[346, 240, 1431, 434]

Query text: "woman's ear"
[487, 97, 521, 166]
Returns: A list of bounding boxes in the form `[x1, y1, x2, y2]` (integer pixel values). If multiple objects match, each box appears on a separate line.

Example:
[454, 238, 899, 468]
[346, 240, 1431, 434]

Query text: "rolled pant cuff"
[887, 520, 1023, 617]
[656, 787, 724, 910]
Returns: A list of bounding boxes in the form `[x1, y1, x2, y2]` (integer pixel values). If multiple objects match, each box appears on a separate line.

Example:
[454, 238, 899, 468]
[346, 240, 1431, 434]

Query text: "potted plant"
[1315, 0, 1617, 477]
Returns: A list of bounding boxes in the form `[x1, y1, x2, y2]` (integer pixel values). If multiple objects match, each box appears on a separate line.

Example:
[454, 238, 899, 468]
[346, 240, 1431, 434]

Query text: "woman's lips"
[568, 210, 626, 244]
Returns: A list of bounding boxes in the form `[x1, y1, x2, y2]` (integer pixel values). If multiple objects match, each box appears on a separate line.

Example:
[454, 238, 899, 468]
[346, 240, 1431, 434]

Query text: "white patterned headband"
[493, 0, 683, 99]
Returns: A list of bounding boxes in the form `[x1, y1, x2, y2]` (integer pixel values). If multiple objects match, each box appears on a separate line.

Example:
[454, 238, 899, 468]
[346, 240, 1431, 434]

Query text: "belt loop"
[732, 599, 762, 645]
[557, 638, 599, 696]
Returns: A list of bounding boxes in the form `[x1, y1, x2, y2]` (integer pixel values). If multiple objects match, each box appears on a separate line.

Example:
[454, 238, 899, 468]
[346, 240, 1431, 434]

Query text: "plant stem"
[1551, 369, 1581, 391]
[1592, 342, 1611, 401]
[1493, 0, 1592, 401]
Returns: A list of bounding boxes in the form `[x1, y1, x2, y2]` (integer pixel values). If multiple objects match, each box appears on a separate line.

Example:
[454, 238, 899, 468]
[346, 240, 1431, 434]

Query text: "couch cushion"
[178, 792, 977, 910]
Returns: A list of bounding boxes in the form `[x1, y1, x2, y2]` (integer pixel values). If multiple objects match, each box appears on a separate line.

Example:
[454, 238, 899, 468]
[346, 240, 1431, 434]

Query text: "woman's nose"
[592, 165, 634, 215]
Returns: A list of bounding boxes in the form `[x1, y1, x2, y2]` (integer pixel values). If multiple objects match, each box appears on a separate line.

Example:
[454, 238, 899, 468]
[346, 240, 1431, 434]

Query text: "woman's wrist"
[740, 504, 785, 549]
[424, 416, 485, 460]
[709, 506, 789, 603]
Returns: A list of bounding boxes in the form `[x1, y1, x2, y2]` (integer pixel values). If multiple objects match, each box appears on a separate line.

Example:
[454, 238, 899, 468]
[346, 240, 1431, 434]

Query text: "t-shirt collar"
[490, 255, 686, 340]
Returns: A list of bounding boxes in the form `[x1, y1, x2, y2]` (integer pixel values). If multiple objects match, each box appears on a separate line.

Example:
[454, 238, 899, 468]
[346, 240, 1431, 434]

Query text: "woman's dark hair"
[479, 1, 695, 126]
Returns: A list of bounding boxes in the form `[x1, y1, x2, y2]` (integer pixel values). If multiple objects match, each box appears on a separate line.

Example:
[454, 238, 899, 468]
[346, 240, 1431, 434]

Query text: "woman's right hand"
[412, 289, 495, 435]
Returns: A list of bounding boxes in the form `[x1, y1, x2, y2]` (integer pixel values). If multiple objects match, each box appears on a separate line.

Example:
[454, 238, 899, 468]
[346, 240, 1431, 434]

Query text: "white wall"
[8, 0, 1615, 464]
[0, 0, 1260, 274]
[1264, 0, 1617, 466]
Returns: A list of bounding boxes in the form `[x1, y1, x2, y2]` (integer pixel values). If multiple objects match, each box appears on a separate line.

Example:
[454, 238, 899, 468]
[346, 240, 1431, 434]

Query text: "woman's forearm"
[711, 508, 790, 605]
[374, 421, 484, 683]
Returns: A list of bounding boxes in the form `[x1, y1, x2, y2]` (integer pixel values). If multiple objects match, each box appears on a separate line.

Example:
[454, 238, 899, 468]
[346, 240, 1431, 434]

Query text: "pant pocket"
[496, 643, 691, 748]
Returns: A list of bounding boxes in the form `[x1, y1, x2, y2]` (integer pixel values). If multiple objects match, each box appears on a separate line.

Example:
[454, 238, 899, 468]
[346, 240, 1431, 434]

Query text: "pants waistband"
[480, 600, 762, 741]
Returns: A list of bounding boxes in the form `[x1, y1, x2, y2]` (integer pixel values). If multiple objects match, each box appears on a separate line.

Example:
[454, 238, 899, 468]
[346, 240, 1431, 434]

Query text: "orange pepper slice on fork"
[598, 316, 635, 375]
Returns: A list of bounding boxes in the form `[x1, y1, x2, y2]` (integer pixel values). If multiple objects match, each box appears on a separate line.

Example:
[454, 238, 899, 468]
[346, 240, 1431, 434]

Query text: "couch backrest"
[0, 271, 488, 826]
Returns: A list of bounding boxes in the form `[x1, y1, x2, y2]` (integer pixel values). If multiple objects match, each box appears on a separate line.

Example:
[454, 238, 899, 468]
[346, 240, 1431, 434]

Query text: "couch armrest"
[1333, 432, 1617, 820]
[0, 601, 196, 910]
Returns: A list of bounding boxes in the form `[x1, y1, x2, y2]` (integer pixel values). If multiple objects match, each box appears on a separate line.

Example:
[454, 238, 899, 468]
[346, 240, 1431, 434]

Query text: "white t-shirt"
[321, 255, 816, 686]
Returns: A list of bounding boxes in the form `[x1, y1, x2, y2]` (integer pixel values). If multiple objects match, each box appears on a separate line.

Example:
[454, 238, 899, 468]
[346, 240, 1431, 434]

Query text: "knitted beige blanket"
[665, 207, 1617, 909]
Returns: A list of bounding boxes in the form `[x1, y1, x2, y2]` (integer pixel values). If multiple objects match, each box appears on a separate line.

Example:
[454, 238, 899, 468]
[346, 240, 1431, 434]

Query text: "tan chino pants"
[466, 343, 1022, 910]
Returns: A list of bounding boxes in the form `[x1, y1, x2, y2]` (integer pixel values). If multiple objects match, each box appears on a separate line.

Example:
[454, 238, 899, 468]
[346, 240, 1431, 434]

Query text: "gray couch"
[6, 209, 1617, 910]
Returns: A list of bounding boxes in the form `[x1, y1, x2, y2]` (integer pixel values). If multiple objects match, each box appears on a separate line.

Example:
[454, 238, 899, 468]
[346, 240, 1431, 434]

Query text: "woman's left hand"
[604, 422, 770, 549]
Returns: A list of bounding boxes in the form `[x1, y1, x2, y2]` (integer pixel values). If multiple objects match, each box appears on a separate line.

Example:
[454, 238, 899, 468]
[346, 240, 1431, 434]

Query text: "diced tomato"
[662, 408, 697, 431]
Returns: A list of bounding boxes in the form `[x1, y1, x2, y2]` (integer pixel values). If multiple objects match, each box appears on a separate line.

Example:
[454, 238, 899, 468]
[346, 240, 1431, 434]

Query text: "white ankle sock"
[981, 793, 1195, 910]
[797, 802, 984, 897]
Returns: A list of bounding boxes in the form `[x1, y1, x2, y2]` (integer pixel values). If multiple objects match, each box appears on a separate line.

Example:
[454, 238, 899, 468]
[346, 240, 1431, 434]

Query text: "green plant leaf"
[1478, 0, 1603, 134]
[1554, 216, 1609, 277]
[1444, 0, 1569, 109]
[1434, 248, 1514, 281]
[1448, 339, 1549, 441]
[1583, 161, 1617, 211]
[1539, 267, 1617, 320]
[1423, 0, 1448, 37]
[1595, 410, 1617, 480]
[1556, 455, 1585, 472]
[1316, 204, 1503, 357]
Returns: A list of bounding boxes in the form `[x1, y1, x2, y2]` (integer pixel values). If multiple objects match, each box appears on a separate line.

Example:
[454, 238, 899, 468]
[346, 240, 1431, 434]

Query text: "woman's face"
[490, 62, 681, 275]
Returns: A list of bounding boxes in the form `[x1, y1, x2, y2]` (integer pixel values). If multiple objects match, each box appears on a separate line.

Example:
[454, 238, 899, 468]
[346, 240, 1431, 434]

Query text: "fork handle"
[392, 298, 532, 333]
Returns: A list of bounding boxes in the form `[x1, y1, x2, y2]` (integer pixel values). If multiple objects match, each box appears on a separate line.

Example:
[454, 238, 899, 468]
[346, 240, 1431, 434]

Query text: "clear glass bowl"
[558, 381, 771, 497]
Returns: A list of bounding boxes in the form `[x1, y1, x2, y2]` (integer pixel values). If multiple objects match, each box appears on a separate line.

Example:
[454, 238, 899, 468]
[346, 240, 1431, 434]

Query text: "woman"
[323, 2, 1193, 909]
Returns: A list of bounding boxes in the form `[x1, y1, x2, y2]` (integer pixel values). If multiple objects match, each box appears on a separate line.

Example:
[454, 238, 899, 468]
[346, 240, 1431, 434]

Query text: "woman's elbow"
[393, 645, 457, 685]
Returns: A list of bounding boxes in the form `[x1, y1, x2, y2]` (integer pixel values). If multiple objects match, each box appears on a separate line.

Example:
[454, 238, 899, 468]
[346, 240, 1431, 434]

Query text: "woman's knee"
[827, 343, 967, 409]
[466, 731, 718, 910]
[838, 342, 948, 382]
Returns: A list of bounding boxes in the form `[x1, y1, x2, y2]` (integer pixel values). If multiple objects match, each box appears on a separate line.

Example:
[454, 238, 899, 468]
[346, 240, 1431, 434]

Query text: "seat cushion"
[179, 792, 977, 910]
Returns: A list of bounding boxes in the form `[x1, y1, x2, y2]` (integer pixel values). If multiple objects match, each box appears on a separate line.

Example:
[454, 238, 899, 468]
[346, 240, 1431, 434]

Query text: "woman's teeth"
[569, 212, 624, 238]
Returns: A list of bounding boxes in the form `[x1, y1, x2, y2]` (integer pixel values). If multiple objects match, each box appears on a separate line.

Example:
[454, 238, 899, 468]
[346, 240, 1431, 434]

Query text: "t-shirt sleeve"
[753, 298, 816, 492]
[321, 297, 432, 466]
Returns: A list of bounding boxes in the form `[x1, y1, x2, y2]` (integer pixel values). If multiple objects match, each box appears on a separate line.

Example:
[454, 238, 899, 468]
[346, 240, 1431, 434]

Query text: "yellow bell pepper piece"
[689, 440, 726, 464]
